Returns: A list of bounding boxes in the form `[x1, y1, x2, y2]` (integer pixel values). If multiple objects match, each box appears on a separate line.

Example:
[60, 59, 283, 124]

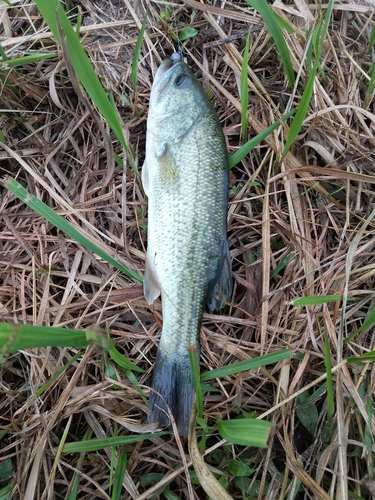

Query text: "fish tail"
[148, 346, 198, 437]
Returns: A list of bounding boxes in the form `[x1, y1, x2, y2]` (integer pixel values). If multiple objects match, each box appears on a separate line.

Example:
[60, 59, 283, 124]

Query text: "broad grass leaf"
[226, 459, 253, 477]
[0, 323, 91, 354]
[179, 27, 198, 41]
[217, 418, 274, 447]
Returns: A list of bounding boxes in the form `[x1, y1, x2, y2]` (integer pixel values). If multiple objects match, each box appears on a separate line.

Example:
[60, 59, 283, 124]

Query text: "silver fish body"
[143, 53, 232, 436]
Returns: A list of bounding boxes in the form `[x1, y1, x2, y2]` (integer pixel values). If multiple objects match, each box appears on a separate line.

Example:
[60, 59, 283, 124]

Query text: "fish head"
[148, 54, 207, 142]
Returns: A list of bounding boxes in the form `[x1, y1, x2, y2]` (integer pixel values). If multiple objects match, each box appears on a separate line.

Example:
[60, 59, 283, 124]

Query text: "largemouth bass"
[142, 53, 232, 436]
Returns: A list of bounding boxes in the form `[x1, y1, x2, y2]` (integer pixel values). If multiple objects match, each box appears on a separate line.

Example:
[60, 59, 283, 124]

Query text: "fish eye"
[174, 74, 189, 87]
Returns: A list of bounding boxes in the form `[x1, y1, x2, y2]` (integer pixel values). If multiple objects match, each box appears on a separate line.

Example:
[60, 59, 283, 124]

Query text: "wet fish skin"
[143, 54, 232, 436]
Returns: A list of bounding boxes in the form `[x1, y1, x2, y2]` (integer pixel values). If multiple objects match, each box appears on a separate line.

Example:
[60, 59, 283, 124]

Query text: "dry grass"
[1, 0, 375, 498]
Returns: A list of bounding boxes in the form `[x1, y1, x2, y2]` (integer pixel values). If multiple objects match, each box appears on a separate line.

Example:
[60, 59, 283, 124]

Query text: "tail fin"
[148, 347, 197, 437]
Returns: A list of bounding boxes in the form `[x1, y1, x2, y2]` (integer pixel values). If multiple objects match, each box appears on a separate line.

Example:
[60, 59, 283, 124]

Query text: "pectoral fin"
[142, 160, 150, 196]
[144, 254, 160, 305]
[207, 238, 232, 311]
[156, 143, 178, 185]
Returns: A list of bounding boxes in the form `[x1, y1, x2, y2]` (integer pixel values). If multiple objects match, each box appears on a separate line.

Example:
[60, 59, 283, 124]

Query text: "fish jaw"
[152, 58, 172, 87]
[151, 52, 182, 91]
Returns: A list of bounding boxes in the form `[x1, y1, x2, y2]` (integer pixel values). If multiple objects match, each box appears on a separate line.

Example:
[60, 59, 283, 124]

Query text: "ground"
[1, 0, 375, 499]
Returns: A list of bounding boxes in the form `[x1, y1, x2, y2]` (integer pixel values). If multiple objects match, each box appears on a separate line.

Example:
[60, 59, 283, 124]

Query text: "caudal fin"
[148, 348, 196, 437]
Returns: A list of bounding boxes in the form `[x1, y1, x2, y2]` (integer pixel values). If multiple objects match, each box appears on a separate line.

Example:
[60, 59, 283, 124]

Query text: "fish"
[142, 52, 232, 436]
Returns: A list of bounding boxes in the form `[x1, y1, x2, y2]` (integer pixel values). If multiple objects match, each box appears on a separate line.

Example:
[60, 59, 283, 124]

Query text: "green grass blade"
[54, 415, 73, 485]
[109, 423, 118, 491]
[55, 7, 131, 159]
[347, 351, 375, 364]
[323, 327, 334, 431]
[65, 429, 93, 500]
[5, 177, 143, 282]
[31, 0, 60, 38]
[273, 13, 295, 34]
[75, 9, 82, 35]
[345, 305, 375, 343]
[298, 383, 328, 406]
[317, 0, 334, 56]
[241, 30, 251, 143]
[188, 345, 203, 420]
[0, 323, 107, 355]
[1, 52, 58, 67]
[292, 295, 342, 306]
[364, 61, 375, 105]
[62, 433, 167, 453]
[270, 252, 294, 279]
[365, 395, 373, 478]
[293, 181, 320, 200]
[33, 0, 135, 167]
[370, 24, 375, 50]
[36, 351, 82, 396]
[104, 351, 121, 388]
[111, 449, 127, 500]
[132, 11, 148, 93]
[108, 344, 145, 373]
[244, 0, 295, 87]
[282, 58, 317, 158]
[229, 109, 295, 168]
[282, 0, 334, 158]
[125, 369, 148, 406]
[217, 418, 274, 447]
[200, 349, 291, 382]
[0, 43, 9, 61]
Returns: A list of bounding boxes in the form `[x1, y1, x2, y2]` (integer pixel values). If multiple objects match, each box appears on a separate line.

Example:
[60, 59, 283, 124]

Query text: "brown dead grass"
[1, 0, 375, 499]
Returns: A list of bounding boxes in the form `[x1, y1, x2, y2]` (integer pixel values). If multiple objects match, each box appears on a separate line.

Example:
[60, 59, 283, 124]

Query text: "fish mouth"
[153, 53, 182, 91]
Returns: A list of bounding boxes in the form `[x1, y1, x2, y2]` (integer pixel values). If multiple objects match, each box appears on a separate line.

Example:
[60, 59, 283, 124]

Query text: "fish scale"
[142, 53, 232, 436]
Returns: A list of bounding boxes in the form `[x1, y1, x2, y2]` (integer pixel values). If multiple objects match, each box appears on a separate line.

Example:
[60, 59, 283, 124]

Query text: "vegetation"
[1, 0, 375, 498]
